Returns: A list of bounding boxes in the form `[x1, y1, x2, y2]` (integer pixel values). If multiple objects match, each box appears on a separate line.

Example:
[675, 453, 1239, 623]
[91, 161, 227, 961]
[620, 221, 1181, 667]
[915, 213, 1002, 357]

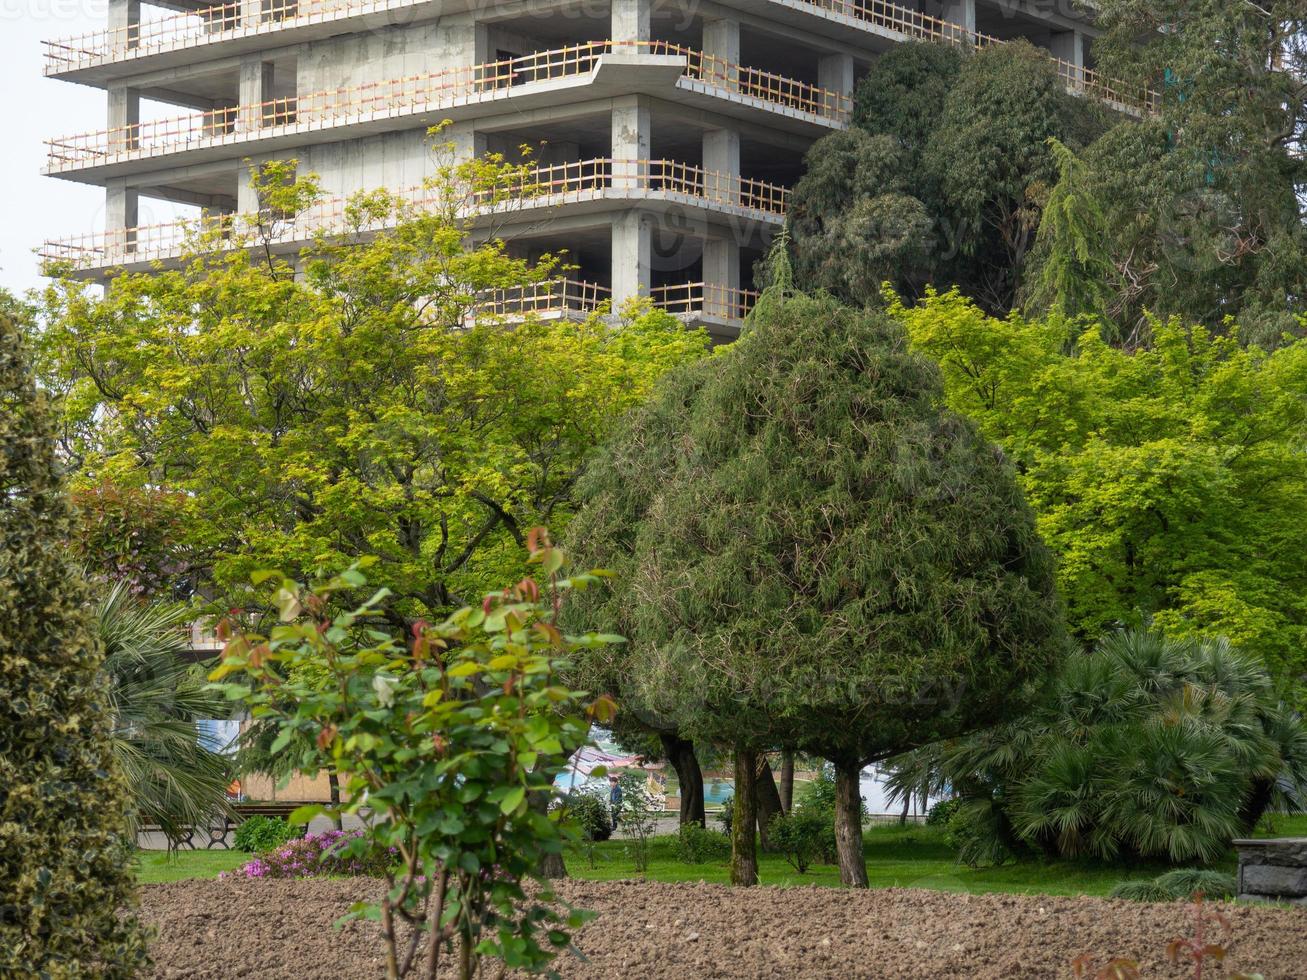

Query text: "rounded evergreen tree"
[0, 315, 148, 973]
[564, 279, 1067, 886]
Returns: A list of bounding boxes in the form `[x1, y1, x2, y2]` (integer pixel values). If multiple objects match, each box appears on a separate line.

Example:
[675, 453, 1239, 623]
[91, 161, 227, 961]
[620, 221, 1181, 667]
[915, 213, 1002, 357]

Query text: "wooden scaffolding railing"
[650, 281, 761, 321]
[39, 157, 788, 269]
[44, 40, 848, 174]
[43, 0, 1158, 114]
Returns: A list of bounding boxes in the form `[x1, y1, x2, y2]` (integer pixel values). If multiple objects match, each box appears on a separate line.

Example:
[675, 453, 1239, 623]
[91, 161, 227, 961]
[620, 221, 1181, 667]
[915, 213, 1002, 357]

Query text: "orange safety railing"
[43, 0, 1157, 114]
[485, 158, 789, 214]
[44, 40, 848, 174]
[45, 0, 337, 73]
[650, 281, 761, 321]
[472, 279, 612, 320]
[39, 158, 788, 269]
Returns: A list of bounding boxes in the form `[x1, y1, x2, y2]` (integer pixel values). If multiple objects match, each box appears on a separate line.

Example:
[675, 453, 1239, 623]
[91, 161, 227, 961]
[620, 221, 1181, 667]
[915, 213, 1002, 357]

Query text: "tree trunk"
[899, 790, 911, 827]
[659, 732, 706, 828]
[539, 850, 568, 879]
[780, 749, 795, 814]
[834, 758, 868, 888]
[1238, 777, 1276, 835]
[328, 772, 344, 831]
[731, 748, 759, 886]
[755, 756, 783, 852]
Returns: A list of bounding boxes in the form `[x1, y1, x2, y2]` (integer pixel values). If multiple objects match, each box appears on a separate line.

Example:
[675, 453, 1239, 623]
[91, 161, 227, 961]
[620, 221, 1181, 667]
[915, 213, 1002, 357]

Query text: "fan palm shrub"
[95, 581, 233, 845]
[888, 629, 1307, 865]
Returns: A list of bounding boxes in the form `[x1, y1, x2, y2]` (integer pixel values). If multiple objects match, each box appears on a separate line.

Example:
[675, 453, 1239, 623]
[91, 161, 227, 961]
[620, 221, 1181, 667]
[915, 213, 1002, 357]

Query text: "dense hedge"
[0, 316, 148, 975]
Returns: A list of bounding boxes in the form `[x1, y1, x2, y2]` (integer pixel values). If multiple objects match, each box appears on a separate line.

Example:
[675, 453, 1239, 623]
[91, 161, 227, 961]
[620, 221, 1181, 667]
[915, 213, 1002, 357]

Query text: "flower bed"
[221, 829, 392, 880]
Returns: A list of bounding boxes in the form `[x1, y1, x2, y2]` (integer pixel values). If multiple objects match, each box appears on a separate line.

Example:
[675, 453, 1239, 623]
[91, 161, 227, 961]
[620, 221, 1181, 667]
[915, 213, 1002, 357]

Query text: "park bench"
[142, 800, 335, 851]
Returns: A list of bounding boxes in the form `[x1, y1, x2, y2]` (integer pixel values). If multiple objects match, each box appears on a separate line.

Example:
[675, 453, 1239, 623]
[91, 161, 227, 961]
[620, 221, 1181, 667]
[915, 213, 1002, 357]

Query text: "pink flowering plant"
[223, 828, 392, 880]
[210, 530, 620, 980]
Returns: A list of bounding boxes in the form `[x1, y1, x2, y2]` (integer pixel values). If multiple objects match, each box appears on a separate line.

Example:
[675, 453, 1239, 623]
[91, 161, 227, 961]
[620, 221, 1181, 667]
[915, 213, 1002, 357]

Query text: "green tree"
[564, 277, 1066, 887]
[788, 41, 1103, 314]
[891, 288, 1307, 687]
[0, 315, 148, 975]
[890, 629, 1307, 866]
[1028, 1, 1307, 345]
[213, 532, 618, 979]
[37, 154, 709, 629]
[95, 581, 233, 847]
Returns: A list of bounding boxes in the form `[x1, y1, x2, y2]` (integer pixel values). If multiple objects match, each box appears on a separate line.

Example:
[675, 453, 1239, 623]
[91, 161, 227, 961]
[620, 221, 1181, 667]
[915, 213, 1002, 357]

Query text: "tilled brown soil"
[142, 877, 1307, 978]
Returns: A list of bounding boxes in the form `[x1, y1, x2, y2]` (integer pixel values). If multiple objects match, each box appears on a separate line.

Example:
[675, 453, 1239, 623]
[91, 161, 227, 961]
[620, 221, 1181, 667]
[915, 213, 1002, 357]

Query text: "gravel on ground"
[141, 876, 1307, 978]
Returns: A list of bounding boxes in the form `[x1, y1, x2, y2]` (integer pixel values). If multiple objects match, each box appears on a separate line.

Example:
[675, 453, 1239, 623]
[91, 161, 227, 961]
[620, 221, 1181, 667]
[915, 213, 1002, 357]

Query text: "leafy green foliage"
[557, 790, 612, 844]
[211, 531, 619, 978]
[1029, 1, 1307, 345]
[925, 798, 960, 827]
[616, 771, 659, 874]
[716, 797, 734, 836]
[233, 815, 299, 854]
[675, 823, 731, 865]
[894, 629, 1307, 866]
[72, 481, 193, 598]
[769, 807, 835, 875]
[788, 41, 1103, 313]
[892, 289, 1307, 685]
[0, 315, 149, 975]
[1110, 869, 1238, 903]
[95, 581, 234, 846]
[37, 149, 709, 627]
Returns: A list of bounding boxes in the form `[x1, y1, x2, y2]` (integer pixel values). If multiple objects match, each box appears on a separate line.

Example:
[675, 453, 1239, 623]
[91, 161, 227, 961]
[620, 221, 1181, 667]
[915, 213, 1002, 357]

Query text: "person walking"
[608, 774, 623, 831]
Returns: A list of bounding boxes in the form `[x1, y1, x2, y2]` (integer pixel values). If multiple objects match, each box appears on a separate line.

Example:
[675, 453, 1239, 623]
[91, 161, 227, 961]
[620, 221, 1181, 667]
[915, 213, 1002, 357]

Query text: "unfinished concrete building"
[41, 0, 1140, 334]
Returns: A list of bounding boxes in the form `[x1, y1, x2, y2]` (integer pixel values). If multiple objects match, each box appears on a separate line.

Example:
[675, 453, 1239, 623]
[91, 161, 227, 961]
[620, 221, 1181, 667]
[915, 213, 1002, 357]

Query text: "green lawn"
[134, 813, 1307, 892]
[135, 849, 248, 884]
[570, 824, 1165, 897]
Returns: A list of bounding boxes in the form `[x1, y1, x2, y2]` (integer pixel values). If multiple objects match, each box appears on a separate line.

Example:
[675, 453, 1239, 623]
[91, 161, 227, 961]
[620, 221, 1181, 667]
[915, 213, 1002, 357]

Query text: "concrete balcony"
[43, 0, 1155, 115]
[43, 41, 848, 184]
[40, 157, 787, 275]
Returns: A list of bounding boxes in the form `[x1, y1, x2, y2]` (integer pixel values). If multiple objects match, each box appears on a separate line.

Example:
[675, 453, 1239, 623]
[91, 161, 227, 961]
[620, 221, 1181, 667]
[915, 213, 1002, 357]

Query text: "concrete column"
[107, 84, 140, 151]
[105, 180, 139, 256]
[237, 158, 264, 214]
[818, 52, 854, 116]
[446, 120, 487, 163]
[611, 210, 652, 309]
[611, 95, 651, 189]
[941, 0, 976, 42]
[237, 58, 276, 132]
[438, 17, 488, 67]
[702, 237, 740, 316]
[611, 0, 651, 43]
[240, 0, 265, 28]
[701, 17, 740, 63]
[702, 127, 740, 207]
[611, 84, 654, 303]
[1049, 30, 1085, 87]
[440, 16, 489, 89]
[108, 0, 141, 49]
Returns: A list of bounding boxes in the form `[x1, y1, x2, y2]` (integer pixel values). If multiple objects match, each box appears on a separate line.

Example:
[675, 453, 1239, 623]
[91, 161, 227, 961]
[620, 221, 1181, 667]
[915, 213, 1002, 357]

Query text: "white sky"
[0, 1, 116, 296]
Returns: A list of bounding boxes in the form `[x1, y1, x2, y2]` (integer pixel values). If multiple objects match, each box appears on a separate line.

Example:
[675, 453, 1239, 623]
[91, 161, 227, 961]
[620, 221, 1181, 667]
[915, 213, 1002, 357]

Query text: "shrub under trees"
[0, 315, 148, 975]
[564, 274, 1067, 887]
[890, 629, 1307, 867]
